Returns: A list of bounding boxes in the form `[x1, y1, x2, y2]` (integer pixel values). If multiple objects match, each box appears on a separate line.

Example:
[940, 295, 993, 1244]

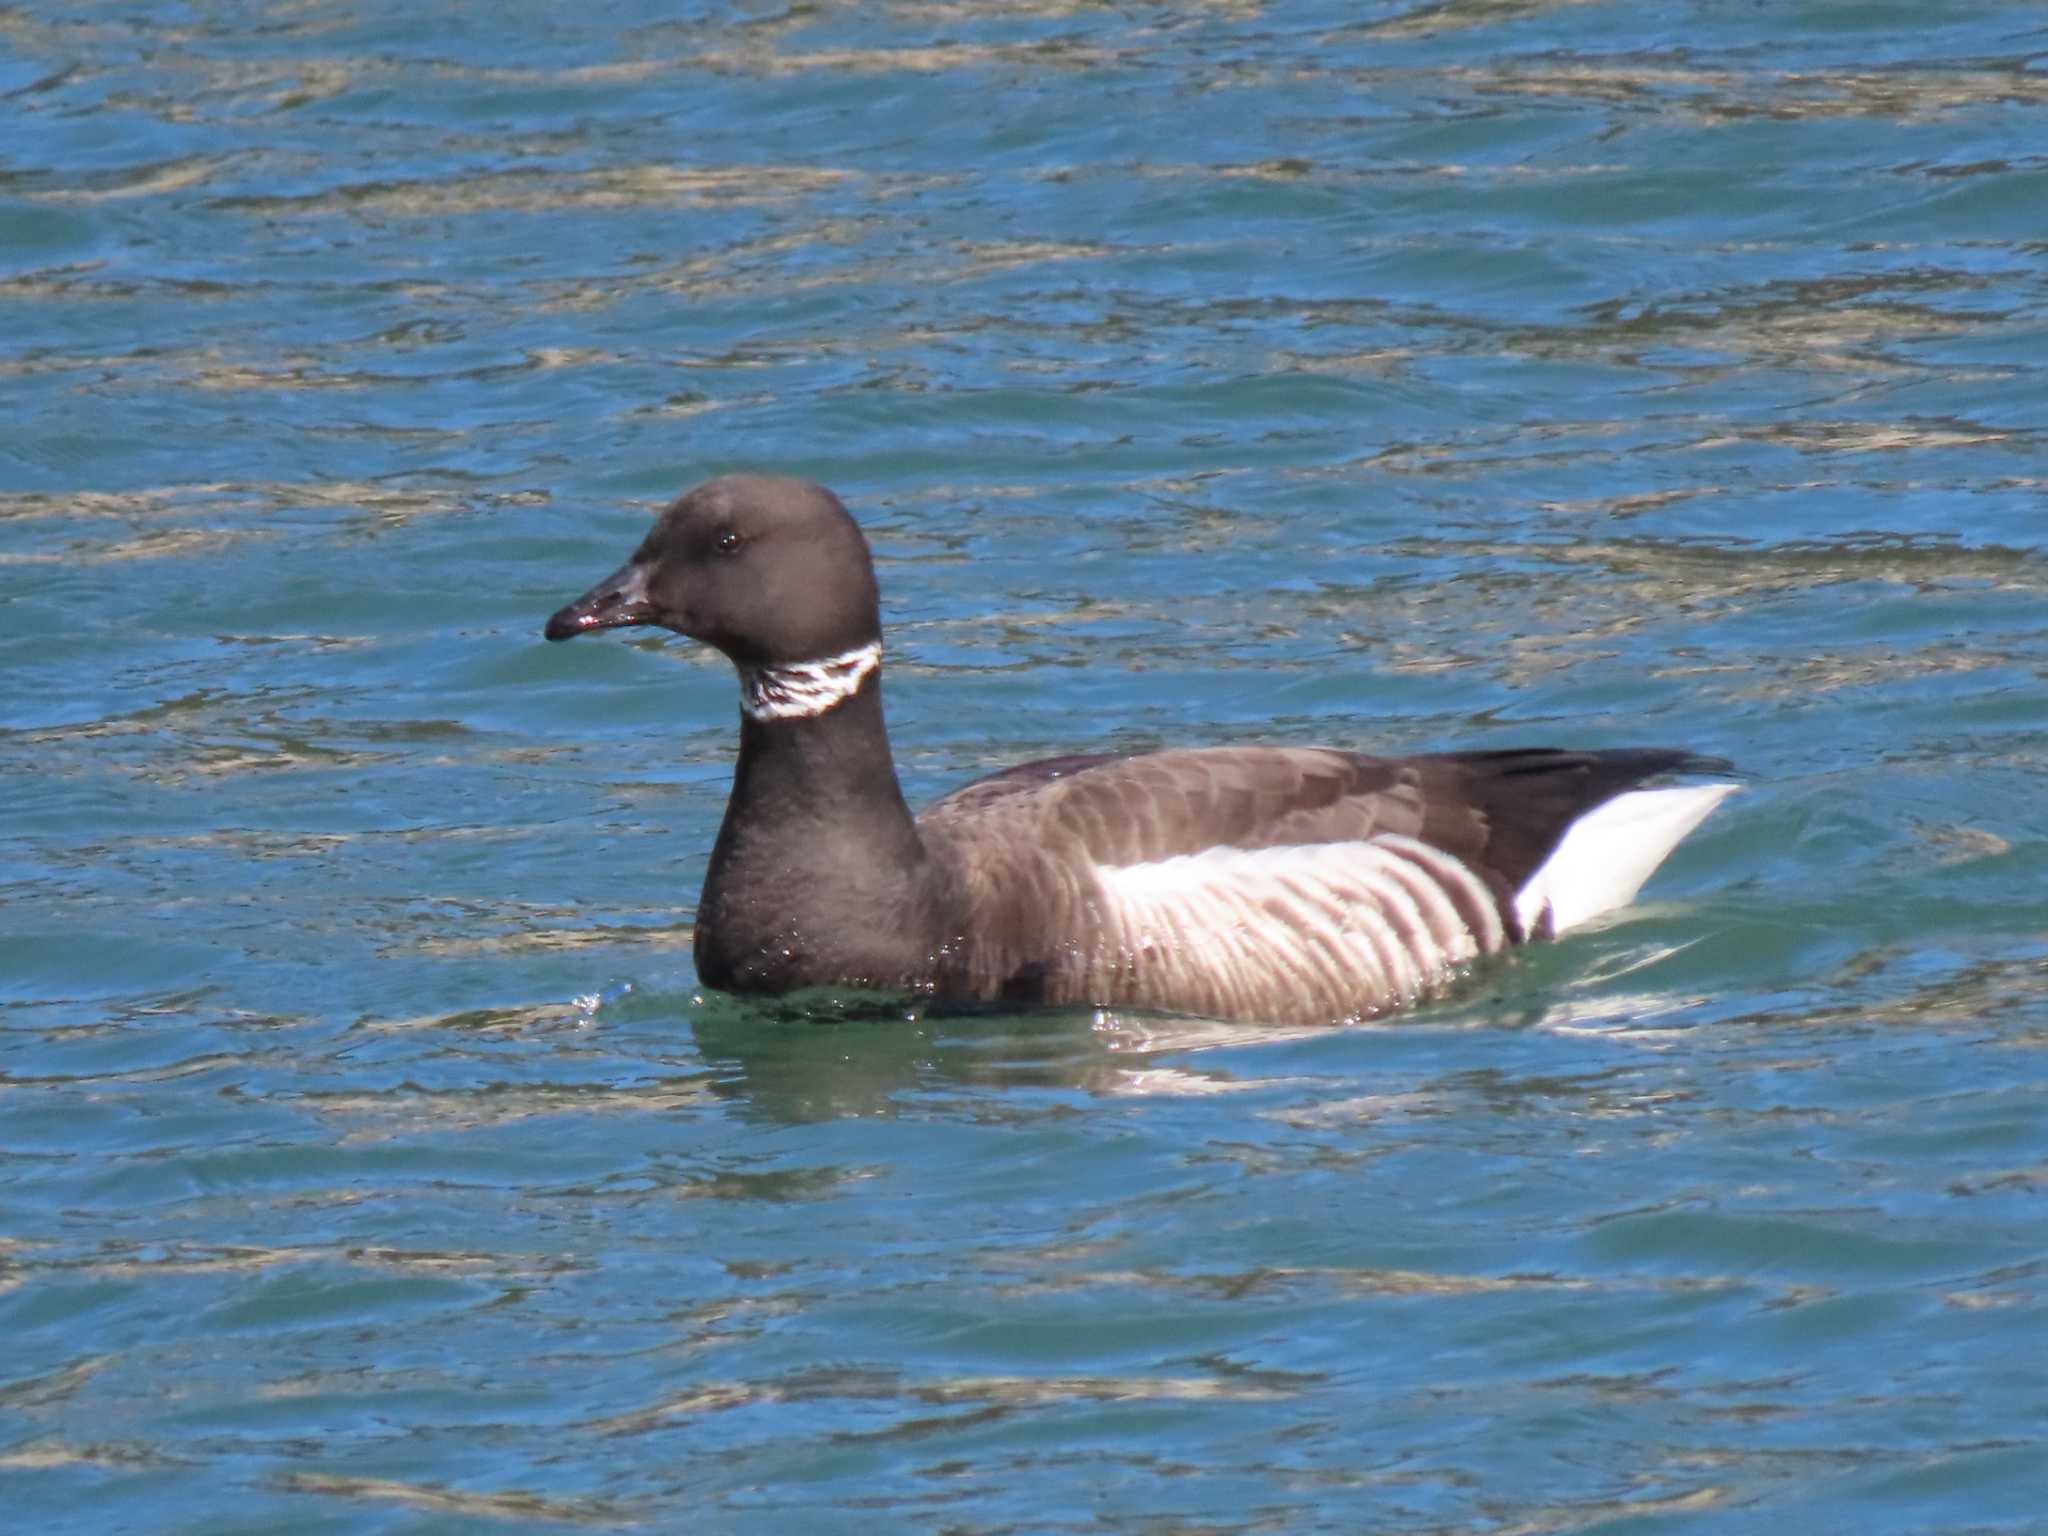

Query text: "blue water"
[4, 2, 2047, 1530]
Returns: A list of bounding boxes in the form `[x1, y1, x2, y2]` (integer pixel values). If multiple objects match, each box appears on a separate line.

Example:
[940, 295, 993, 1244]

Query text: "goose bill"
[544, 561, 658, 640]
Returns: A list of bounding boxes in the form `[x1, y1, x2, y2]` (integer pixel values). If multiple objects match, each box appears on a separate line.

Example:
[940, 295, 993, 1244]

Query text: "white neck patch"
[738, 640, 882, 723]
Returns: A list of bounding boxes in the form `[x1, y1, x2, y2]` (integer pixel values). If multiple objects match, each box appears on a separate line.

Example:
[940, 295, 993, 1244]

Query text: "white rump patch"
[738, 641, 881, 723]
[1514, 784, 1737, 937]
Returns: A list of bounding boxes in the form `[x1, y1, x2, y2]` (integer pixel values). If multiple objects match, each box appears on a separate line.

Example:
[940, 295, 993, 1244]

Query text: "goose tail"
[1513, 783, 1737, 937]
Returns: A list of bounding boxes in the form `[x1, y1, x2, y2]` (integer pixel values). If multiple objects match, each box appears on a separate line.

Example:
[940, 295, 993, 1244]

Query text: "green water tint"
[3, 0, 2046, 1531]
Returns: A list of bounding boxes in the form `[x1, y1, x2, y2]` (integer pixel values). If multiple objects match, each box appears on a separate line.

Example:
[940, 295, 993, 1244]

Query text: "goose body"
[545, 476, 1733, 1026]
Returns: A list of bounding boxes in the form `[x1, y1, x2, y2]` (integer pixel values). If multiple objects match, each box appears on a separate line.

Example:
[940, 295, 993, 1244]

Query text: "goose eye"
[714, 528, 742, 556]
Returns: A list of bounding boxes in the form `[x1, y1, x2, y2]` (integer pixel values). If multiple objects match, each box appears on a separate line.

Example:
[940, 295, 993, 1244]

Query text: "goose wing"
[923, 745, 1721, 888]
[916, 745, 1728, 1022]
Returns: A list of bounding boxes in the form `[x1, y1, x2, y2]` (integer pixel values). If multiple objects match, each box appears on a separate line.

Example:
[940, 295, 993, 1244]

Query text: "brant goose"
[545, 475, 1733, 1025]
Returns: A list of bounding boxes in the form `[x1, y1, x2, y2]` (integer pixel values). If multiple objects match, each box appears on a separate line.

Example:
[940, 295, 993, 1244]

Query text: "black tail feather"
[1417, 746, 1737, 898]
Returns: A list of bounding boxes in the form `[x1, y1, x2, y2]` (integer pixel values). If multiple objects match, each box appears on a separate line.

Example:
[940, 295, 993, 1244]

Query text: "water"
[4, 1, 2046, 1530]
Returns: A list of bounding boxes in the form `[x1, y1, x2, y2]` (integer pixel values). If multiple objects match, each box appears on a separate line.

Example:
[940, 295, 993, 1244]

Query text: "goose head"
[543, 474, 881, 668]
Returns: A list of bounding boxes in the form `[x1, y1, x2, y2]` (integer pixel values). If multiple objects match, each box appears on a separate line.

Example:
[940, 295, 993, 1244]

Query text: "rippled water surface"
[5, 2, 2047, 1530]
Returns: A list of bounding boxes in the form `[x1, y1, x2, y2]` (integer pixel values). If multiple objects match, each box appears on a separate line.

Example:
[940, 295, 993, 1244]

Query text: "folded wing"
[917, 745, 1730, 1022]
